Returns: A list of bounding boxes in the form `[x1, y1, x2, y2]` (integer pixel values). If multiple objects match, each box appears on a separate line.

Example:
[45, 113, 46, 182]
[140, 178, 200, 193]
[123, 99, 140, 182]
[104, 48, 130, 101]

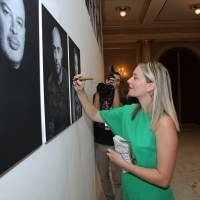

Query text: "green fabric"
[99, 104, 174, 200]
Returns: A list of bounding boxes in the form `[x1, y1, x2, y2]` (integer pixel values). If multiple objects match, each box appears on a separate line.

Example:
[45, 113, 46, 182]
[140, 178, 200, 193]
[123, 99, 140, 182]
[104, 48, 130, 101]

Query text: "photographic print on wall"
[0, 0, 42, 175]
[68, 36, 82, 124]
[42, 4, 70, 142]
[85, 0, 102, 51]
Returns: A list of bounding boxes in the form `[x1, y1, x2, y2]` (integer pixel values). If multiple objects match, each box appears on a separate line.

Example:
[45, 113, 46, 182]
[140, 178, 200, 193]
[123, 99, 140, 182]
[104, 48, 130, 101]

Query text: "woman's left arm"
[107, 115, 178, 188]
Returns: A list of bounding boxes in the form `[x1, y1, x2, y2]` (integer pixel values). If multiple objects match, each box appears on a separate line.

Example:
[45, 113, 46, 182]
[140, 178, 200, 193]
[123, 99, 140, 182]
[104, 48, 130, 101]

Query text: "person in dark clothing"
[46, 27, 70, 140]
[93, 72, 122, 200]
[121, 95, 139, 105]
[71, 48, 82, 123]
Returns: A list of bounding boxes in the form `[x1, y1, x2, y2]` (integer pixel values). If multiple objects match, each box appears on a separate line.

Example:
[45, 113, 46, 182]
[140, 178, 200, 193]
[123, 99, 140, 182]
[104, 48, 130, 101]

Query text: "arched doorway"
[158, 48, 200, 125]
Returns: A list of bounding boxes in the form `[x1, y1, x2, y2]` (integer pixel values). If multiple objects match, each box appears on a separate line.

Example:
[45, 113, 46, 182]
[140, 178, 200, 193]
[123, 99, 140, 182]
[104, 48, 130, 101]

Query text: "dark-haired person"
[93, 72, 122, 200]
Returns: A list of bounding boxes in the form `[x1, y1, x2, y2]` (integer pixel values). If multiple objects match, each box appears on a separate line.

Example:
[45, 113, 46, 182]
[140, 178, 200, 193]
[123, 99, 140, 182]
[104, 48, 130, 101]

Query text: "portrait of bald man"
[0, 0, 42, 175]
[42, 5, 70, 142]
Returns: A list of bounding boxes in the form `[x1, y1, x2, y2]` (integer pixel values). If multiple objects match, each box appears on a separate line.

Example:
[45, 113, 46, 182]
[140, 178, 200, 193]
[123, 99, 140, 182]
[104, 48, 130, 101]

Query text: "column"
[137, 39, 154, 62]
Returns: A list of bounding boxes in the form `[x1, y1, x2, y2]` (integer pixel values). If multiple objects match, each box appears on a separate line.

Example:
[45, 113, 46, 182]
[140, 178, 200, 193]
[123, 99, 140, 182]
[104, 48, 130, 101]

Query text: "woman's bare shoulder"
[156, 115, 177, 137]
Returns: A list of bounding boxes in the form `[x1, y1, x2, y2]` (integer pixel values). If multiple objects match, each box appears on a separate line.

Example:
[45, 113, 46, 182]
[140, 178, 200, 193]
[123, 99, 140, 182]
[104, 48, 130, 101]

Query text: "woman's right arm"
[73, 74, 104, 123]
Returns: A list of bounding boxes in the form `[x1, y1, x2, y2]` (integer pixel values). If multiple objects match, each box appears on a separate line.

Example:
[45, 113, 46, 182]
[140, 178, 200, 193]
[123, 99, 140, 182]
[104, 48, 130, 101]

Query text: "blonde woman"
[73, 61, 179, 200]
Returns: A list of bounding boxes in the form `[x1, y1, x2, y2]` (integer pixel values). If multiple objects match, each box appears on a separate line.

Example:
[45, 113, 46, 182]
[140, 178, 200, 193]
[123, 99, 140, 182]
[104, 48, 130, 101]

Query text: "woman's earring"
[149, 91, 154, 98]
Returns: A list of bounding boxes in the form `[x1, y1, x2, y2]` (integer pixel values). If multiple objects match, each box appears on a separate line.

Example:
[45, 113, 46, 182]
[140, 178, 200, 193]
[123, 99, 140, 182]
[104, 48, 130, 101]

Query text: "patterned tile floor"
[98, 129, 200, 200]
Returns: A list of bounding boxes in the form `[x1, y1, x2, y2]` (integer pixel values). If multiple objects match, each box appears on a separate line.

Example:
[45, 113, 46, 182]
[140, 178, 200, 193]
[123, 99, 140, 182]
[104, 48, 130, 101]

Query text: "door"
[159, 48, 200, 125]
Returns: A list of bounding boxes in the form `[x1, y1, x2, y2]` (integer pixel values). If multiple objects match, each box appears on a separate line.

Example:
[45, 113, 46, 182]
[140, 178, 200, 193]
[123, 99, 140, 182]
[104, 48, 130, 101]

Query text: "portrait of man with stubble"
[42, 4, 70, 142]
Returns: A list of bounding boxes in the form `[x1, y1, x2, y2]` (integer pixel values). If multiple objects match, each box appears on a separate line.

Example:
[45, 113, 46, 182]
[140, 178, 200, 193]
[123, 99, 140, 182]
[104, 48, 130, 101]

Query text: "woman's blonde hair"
[132, 61, 180, 132]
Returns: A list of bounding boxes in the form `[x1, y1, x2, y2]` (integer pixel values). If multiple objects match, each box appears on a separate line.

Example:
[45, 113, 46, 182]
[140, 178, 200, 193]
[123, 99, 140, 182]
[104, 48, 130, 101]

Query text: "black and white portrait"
[42, 5, 70, 142]
[95, 0, 102, 48]
[68, 36, 82, 123]
[0, 0, 42, 175]
[85, 0, 102, 50]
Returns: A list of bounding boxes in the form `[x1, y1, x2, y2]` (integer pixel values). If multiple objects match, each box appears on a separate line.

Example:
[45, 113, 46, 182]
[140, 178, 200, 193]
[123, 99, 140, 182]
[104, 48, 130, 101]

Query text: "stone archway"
[154, 43, 200, 61]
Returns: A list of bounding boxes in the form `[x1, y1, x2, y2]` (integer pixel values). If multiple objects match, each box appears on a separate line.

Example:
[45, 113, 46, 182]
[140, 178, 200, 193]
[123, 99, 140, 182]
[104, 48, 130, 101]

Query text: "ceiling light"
[120, 11, 126, 17]
[190, 4, 200, 14]
[195, 8, 200, 14]
[116, 6, 130, 17]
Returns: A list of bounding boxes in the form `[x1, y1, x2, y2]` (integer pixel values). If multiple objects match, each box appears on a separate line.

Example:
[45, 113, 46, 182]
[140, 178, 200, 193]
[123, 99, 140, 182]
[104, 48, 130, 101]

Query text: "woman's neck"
[139, 98, 153, 113]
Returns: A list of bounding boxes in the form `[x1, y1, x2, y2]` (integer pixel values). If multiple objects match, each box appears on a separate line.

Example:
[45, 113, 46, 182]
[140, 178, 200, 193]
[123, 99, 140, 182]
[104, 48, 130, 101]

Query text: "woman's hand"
[107, 149, 125, 167]
[73, 74, 85, 92]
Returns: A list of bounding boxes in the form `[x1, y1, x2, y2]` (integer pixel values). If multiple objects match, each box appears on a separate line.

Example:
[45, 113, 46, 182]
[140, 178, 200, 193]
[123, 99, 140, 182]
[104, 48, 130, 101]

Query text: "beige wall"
[0, 1, 103, 200]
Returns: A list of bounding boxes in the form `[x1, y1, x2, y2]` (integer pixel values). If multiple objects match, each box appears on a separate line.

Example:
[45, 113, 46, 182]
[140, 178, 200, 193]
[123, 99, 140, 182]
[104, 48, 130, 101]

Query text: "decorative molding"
[137, 39, 154, 47]
[139, 0, 151, 23]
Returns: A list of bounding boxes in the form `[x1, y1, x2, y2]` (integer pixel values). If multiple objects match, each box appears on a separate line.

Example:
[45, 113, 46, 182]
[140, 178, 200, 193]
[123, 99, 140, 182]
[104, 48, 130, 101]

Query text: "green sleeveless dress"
[99, 104, 174, 200]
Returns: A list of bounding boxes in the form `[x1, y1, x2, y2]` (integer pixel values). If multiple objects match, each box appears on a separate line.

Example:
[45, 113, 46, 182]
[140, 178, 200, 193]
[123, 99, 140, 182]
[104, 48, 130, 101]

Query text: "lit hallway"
[98, 126, 200, 200]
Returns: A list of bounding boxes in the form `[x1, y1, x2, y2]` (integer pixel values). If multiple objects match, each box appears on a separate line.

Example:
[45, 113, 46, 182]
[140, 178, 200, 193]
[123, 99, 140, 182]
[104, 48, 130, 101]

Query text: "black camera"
[97, 66, 115, 99]
[108, 66, 115, 80]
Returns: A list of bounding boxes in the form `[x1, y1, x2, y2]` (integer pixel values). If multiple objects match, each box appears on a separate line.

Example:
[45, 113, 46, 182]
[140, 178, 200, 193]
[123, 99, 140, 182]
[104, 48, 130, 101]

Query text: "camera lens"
[97, 83, 114, 99]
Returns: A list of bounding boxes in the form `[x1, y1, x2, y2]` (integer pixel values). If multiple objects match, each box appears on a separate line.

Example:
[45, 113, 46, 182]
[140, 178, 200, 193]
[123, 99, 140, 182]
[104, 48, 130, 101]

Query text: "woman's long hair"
[132, 61, 180, 132]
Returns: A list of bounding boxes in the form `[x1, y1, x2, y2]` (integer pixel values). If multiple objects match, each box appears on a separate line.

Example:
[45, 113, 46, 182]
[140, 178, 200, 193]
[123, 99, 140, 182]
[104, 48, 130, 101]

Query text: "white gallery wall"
[0, 0, 104, 199]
